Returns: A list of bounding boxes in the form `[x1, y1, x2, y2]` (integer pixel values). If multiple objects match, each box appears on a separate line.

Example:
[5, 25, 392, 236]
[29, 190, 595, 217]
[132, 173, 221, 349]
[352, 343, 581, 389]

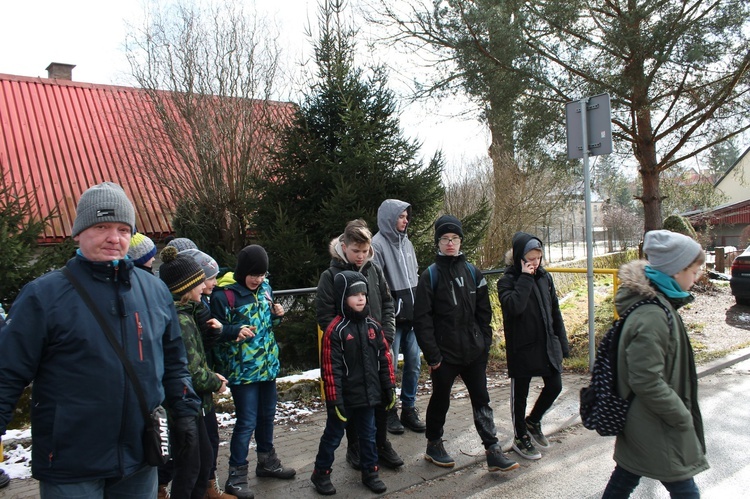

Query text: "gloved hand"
[172, 416, 199, 460]
[327, 404, 347, 423]
[383, 388, 397, 410]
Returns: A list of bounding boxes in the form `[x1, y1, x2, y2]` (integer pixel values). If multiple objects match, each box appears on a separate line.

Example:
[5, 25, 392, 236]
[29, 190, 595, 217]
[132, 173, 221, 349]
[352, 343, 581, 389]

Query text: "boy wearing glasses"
[413, 215, 519, 473]
[210, 245, 296, 499]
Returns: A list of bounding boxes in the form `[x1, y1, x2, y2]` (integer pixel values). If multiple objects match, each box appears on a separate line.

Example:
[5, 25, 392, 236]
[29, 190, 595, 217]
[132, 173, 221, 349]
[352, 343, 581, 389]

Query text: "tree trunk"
[640, 166, 662, 232]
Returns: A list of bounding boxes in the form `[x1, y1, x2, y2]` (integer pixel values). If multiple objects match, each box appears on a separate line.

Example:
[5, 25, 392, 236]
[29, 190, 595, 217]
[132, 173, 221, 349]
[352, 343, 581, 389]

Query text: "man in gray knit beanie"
[72, 181, 136, 237]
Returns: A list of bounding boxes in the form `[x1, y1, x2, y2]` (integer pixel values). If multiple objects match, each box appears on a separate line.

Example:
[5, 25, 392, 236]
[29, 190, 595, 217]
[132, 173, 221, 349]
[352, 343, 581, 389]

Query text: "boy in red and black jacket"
[311, 271, 396, 496]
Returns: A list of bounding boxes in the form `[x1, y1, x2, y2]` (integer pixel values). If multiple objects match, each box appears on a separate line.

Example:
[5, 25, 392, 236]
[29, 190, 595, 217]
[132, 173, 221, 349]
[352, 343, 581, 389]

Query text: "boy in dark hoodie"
[497, 232, 569, 461]
[311, 271, 397, 495]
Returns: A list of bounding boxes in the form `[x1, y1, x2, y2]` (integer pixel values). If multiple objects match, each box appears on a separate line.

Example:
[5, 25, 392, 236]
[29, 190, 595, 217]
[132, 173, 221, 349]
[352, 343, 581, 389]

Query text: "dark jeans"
[510, 371, 562, 438]
[346, 403, 388, 448]
[229, 381, 277, 466]
[315, 407, 378, 471]
[602, 465, 700, 498]
[425, 356, 498, 449]
[204, 408, 220, 479]
[171, 414, 212, 499]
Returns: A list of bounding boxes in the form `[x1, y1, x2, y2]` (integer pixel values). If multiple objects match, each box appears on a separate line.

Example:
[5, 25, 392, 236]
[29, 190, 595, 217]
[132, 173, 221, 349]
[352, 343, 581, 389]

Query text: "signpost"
[565, 94, 613, 370]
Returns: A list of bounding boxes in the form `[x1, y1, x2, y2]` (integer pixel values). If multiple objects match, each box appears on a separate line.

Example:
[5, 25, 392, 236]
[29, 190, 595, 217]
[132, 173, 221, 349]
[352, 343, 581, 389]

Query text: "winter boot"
[377, 439, 404, 469]
[345, 444, 361, 470]
[0, 469, 9, 490]
[204, 477, 237, 499]
[157, 484, 170, 499]
[361, 467, 387, 494]
[310, 468, 336, 495]
[424, 439, 455, 468]
[400, 406, 426, 433]
[486, 443, 520, 472]
[386, 407, 404, 434]
[256, 449, 296, 479]
[225, 465, 254, 499]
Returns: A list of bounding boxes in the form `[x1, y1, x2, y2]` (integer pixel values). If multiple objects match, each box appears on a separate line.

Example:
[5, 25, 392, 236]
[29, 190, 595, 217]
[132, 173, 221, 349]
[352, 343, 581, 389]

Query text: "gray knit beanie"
[181, 248, 219, 279]
[643, 230, 703, 276]
[72, 182, 136, 237]
[167, 237, 198, 252]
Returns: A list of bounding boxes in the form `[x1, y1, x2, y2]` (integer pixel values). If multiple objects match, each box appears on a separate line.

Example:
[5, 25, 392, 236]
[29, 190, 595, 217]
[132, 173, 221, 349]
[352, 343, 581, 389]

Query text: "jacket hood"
[328, 234, 375, 268]
[333, 270, 370, 319]
[616, 259, 695, 313]
[376, 199, 411, 244]
[508, 232, 544, 273]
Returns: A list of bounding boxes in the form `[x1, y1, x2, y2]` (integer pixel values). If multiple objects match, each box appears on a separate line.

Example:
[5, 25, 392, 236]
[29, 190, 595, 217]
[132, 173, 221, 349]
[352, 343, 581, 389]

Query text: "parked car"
[730, 247, 750, 305]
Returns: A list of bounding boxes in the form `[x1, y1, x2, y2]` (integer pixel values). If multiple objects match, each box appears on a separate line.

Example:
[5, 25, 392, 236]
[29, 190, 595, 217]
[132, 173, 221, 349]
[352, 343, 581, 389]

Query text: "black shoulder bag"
[62, 267, 170, 466]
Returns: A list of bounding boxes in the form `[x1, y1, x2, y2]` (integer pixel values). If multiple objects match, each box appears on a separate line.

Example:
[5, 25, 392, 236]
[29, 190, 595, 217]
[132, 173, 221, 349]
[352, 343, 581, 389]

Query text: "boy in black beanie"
[210, 245, 295, 499]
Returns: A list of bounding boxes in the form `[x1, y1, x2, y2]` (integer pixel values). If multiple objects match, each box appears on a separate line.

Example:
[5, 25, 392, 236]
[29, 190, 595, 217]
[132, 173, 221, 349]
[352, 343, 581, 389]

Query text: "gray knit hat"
[643, 230, 703, 277]
[72, 182, 136, 237]
[167, 237, 198, 252]
[181, 248, 219, 279]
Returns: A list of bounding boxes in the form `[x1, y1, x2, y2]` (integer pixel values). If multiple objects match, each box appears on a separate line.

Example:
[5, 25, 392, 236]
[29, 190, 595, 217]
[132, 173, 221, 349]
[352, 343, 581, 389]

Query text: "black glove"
[172, 416, 199, 460]
[327, 404, 347, 423]
[383, 388, 397, 410]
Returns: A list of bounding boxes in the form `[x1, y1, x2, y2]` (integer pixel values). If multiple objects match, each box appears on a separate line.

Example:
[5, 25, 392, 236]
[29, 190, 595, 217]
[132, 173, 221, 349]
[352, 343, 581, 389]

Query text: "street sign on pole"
[565, 93, 613, 371]
[566, 93, 612, 159]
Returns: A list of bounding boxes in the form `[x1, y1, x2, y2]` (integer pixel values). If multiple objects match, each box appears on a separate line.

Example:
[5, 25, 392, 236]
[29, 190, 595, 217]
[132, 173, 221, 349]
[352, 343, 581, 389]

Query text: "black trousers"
[510, 371, 562, 438]
[170, 414, 213, 499]
[346, 403, 388, 448]
[425, 356, 498, 449]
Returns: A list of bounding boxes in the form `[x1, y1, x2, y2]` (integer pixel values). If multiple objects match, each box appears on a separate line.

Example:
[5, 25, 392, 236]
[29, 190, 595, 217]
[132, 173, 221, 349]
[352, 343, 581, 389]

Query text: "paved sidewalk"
[4, 347, 749, 498]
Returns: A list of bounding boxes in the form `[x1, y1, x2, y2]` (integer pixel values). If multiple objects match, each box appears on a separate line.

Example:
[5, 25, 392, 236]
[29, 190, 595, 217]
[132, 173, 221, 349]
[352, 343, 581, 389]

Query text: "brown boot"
[204, 477, 238, 499]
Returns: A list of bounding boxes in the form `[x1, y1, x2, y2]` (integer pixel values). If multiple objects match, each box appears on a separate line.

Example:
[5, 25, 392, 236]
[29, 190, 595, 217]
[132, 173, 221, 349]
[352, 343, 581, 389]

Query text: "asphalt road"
[387, 358, 750, 499]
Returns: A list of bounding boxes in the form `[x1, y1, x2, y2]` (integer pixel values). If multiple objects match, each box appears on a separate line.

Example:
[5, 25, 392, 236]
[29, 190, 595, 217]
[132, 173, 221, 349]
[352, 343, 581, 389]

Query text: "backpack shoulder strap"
[465, 262, 480, 287]
[428, 263, 438, 291]
[224, 288, 235, 310]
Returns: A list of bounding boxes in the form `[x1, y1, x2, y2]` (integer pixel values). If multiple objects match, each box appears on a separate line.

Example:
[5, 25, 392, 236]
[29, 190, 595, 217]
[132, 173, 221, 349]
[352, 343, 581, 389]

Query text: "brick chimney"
[46, 62, 76, 80]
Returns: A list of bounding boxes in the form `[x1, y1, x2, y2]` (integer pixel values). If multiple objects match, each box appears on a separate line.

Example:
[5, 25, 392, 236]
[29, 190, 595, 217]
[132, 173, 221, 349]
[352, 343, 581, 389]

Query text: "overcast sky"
[0, 0, 490, 175]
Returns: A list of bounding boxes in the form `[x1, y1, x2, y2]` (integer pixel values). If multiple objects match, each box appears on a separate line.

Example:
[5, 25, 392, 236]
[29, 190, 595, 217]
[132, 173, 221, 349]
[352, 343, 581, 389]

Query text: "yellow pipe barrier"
[545, 267, 620, 319]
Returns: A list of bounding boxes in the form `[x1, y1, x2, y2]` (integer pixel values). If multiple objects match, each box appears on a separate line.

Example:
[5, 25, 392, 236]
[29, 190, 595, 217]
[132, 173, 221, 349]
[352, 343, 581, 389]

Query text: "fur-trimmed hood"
[616, 259, 694, 314]
[328, 234, 375, 269]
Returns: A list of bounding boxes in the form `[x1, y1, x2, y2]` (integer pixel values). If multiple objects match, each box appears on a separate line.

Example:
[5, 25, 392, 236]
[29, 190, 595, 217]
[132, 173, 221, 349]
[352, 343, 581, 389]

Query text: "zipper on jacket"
[135, 312, 144, 361]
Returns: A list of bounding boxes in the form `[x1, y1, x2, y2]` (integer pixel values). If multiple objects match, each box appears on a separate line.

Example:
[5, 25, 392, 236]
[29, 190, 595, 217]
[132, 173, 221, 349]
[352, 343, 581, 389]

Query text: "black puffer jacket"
[320, 271, 395, 410]
[413, 252, 492, 367]
[497, 232, 569, 378]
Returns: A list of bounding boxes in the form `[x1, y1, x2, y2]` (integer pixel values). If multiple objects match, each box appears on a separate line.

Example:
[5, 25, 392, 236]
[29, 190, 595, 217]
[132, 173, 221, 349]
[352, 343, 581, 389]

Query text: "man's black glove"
[327, 404, 347, 423]
[172, 416, 199, 460]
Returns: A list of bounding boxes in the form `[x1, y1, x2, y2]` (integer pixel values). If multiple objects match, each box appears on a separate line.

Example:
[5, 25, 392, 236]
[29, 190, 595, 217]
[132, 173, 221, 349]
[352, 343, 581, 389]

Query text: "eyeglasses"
[439, 236, 460, 245]
[248, 272, 268, 279]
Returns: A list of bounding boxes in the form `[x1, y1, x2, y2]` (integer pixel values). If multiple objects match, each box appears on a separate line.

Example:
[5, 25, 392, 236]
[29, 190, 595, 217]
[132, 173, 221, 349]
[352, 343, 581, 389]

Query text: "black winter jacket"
[0, 254, 200, 483]
[413, 252, 493, 367]
[497, 233, 569, 377]
[320, 271, 396, 410]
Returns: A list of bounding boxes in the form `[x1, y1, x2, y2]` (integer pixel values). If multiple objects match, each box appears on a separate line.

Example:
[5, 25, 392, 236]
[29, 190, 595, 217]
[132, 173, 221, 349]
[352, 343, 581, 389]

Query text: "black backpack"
[579, 297, 672, 436]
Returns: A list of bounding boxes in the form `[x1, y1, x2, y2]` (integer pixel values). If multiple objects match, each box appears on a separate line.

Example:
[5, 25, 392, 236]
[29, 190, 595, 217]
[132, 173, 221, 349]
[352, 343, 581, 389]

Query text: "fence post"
[715, 247, 725, 273]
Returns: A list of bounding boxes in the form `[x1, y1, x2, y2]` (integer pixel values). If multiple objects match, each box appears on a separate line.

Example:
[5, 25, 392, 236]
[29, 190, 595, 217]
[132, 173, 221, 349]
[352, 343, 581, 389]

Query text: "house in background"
[686, 145, 750, 248]
[0, 63, 294, 244]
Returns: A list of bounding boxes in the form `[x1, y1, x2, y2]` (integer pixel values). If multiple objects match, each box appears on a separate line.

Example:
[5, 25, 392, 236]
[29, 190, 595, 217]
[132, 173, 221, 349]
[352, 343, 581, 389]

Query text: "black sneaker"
[486, 443, 520, 472]
[345, 445, 361, 470]
[387, 407, 405, 435]
[512, 434, 542, 460]
[425, 439, 455, 468]
[525, 417, 550, 448]
[311, 469, 336, 496]
[400, 406, 426, 433]
[0, 469, 10, 489]
[377, 439, 404, 468]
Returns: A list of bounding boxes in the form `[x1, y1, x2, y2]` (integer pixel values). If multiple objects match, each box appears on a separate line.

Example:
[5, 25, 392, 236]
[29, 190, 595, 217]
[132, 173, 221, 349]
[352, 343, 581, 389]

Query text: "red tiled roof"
[0, 73, 295, 243]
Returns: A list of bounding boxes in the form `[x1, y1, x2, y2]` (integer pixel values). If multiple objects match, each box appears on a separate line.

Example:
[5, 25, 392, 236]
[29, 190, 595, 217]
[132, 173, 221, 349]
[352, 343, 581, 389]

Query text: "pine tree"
[254, 0, 444, 290]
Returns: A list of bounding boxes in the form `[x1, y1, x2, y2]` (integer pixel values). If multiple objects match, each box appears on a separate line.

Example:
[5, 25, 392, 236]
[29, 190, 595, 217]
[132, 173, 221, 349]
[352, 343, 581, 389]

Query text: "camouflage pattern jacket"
[175, 301, 223, 413]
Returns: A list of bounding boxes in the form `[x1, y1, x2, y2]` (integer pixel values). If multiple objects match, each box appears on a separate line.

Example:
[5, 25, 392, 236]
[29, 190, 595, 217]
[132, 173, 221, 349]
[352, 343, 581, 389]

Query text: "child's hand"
[206, 318, 222, 330]
[216, 373, 228, 393]
[236, 326, 256, 342]
[272, 303, 285, 317]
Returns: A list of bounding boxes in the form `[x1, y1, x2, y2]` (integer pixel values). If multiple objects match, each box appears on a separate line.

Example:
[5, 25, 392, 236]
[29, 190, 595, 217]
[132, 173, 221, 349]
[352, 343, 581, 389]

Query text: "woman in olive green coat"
[603, 230, 709, 498]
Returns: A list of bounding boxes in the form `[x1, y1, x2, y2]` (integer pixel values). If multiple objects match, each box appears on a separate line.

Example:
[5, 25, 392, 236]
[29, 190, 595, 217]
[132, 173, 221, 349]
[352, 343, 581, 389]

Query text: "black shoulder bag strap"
[61, 266, 151, 420]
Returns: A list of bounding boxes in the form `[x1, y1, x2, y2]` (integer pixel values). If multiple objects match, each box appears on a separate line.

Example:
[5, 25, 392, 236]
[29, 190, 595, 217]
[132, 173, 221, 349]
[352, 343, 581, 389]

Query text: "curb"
[697, 345, 750, 378]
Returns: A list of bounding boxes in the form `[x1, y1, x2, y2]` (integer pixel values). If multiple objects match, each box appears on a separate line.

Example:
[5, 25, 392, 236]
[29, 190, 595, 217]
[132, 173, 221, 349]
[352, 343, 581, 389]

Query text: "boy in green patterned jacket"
[210, 245, 296, 499]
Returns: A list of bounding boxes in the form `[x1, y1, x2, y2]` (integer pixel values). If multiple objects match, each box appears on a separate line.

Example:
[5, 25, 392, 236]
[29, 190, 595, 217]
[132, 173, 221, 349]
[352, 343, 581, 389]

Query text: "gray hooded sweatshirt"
[372, 199, 419, 325]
